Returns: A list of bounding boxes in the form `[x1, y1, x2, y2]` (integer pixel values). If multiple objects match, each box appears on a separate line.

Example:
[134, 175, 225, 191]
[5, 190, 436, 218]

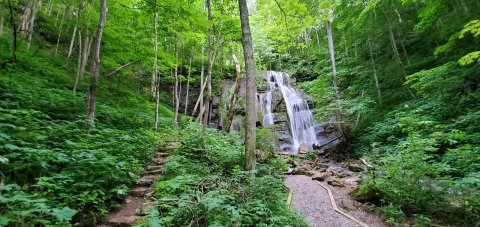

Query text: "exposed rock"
[298, 143, 312, 154]
[312, 172, 330, 182]
[329, 168, 349, 178]
[316, 168, 327, 172]
[343, 176, 362, 186]
[295, 164, 312, 175]
[327, 179, 344, 187]
[348, 163, 365, 172]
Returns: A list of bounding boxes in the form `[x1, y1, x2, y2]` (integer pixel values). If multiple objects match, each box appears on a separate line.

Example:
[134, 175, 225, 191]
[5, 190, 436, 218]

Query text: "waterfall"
[260, 71, 318, 153]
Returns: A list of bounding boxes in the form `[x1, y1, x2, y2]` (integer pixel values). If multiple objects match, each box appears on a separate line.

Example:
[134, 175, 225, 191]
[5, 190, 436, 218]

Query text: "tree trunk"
[174, 43, 180, 124]
[7, 0, 16, 63]
[153, 0, 160, 129]
[238, 0, 256, 171]
[184, 49, 194, 115]
[368, 39, 382, 106]
[86, 0, 107, 121]
[223, 55, 242, 132]
[203, 0, 213, 145]
[73, 29, 82, 94]
[0, 3, 4, 38]
[326, 20, 348, 139]
[54, 7, 60, 27]
[192, 43, 205, 119]
[67, 25, 77, 63]
[54, 10, 66, 56]
[27, 0, 42, 49]
[151, 3, 158, 98]
[20, 0, 34, 38]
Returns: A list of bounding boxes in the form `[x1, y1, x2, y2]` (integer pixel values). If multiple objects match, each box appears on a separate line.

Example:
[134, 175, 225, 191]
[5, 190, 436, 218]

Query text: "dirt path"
[285, 175, 363, 227]
[101, 151, 168, 226]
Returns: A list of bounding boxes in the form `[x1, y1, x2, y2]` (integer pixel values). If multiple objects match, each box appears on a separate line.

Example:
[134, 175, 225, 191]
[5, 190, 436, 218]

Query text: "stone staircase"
[101, 145, 173, 227]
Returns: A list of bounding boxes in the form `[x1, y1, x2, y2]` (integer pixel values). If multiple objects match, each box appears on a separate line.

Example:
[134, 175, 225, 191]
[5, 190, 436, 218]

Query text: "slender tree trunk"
[27, 0, 42, 49]
[153, 0, 160, 129]
[174, 43, 180, 124]
[54, 7, 60, 26]
[203, 0, 213, 142]
[192, 79, 208, 119]
[86, 0, 107, 121]
[354, 89, 365, 129]
[223, 55, 242, 132]
[368, 39, 382, 106]
[238, 0, 256, 171]
[54, 10, 66, 56]
[20, 0, 33, 38]
[151, 3, 158, 98]
[7, 0, 16, 63]
[399, 37, 410, 66]
[73, 29, 82, 94]
[195, 43, 205, 120]
[326, 20, 347, 139]
[67, 25, 77, 63]
[0, 3, 4, 38]
[184, 50, 194, 115]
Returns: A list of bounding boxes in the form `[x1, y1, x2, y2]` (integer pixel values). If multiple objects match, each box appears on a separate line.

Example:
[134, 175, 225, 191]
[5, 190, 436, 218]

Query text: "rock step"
[151, 157, 164, 164]
[129, 187, 151, 197]
[137, 174, 161, 187]
[155, 152, 168, 157]
[142, 169, 163, 176]
[105, 196, 146, 227]
[147, 165, 164, 171]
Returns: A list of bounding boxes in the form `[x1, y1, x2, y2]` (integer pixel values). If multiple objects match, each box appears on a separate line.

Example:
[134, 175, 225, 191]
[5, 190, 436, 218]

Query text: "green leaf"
[51, 207, 77, 222]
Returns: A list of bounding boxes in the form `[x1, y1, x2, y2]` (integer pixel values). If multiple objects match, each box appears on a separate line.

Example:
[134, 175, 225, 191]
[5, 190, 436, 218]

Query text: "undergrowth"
[138, 123, 306, 227]
[0, 38, 177, 225]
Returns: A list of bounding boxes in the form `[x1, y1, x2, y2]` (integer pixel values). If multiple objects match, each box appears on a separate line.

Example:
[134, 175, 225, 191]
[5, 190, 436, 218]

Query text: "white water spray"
[260, 71, 318, 153]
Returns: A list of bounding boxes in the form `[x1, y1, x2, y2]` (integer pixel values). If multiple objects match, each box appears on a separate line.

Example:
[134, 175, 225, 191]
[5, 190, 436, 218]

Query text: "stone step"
[154, 152, 168, 158]
[136, 200, 157, 216]
[137, 174, 160, 187]
[105, 196, 146, 227]
[129, 187, 151, 197]
[151, 157, 165, 164]
[143, 169, 163, 176]
[147, 165, 164, 171]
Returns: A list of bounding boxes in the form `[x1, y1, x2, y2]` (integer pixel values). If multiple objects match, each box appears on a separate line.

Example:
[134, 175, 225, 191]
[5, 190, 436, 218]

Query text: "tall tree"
[86, 0, 107, 121]
[238, 0, 256, 170]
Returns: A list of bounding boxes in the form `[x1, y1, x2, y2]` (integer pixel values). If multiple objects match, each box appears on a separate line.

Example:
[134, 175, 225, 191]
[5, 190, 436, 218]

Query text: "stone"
[295, 164, 312, 175]
[343, 176, 362, 186]
[327, 179, 344, 187]
[298, 143, 312, 154]
[348, 163, 365, 172]
[330, 169, 349, 178]
[312, 172, 330, 182]
[129, 187, 150, 197]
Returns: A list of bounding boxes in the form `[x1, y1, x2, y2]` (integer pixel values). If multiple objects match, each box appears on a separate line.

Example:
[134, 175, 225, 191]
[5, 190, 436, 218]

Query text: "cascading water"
[259, 71, 318, 153]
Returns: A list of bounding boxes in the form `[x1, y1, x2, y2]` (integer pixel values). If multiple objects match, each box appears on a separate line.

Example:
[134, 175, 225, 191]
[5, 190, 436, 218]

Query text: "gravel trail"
[285, 175, 361, 227]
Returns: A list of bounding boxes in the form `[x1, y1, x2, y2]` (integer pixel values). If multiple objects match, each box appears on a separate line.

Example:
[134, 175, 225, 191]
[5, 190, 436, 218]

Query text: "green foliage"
[140, 123, 307, 227]
[0, 30, 177, 225]
[0, 183, 76, 226]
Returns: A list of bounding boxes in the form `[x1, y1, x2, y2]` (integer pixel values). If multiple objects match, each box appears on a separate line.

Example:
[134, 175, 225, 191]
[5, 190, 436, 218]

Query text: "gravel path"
[285, 175, 361, 227]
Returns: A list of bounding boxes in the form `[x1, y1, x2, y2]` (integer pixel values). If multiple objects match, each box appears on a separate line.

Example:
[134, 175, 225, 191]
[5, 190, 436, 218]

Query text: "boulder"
[312, 172, 330, 182]
[348, 163, 365, 172]
[298, 143, 312, 154]
[327, 179, 344, 187]
[343, 176, 362, 186]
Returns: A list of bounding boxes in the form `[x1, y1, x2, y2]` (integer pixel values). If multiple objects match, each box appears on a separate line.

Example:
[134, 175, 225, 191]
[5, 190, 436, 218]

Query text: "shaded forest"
[0, 0, 479, 226]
